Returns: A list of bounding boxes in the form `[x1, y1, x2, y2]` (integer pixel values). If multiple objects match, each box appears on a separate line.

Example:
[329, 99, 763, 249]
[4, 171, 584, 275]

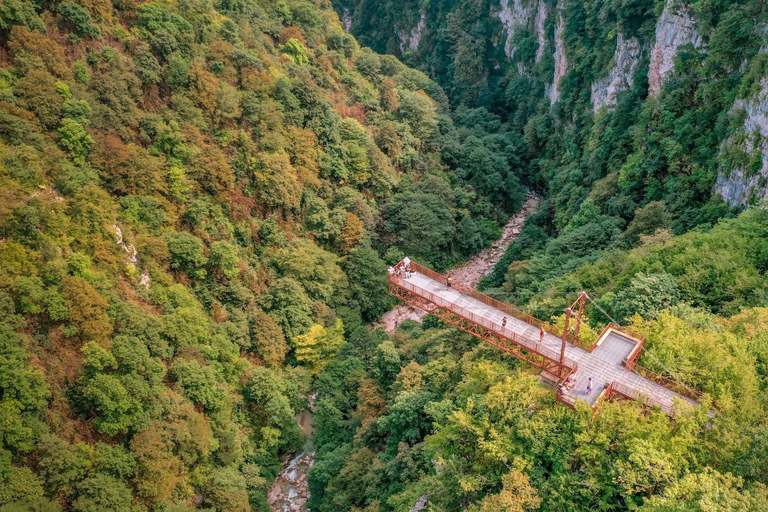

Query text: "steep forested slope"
[5, 0, 768, 509]
[293, 1, 768, 511]
[337, 0, 768, 272]
[0, 0, 531, 510]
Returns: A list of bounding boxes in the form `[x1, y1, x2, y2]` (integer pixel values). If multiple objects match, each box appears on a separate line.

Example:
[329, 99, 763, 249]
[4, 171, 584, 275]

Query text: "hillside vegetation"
[3, 0, 768, 510]
[0, 0, 526, 509]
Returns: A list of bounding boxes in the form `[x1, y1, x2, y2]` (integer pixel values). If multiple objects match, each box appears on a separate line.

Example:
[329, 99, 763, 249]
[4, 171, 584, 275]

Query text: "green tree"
[164, 232, 208, 278]
[260, 277, 314, 341]
[58, 119, 93, 165]
[80, 373, 144, 435]
[71, 475, 133, 512]
[610, 272, 681, 322]
[345, 242, 393, 321]
[625, 202, 671, 244]
[275, 239, 347, 304]
[293, 319, 345, 375]
[382, 190, 456, 267]
[640, 469, 768, 511]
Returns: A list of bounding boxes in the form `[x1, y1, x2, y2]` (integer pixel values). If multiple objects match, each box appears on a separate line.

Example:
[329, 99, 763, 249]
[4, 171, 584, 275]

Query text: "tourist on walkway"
[403, 255, 411, 268]
[539, 328, 545, 342]
[388, 266, 394, 277]
[587, 378, 593, 395]
[501, 317, 507, 331]
[446, 273, 453, 289]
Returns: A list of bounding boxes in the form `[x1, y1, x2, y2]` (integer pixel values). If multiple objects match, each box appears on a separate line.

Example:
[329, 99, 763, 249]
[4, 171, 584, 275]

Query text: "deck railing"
[554, 363, 580, 409]
[399, 260, 580, 346]
[631, 364, 702, 402]
[389, 268, 577, 372]
[389, 260, 701, 417]
[592, 382, 615, 410]
[608, 380, 676, 416]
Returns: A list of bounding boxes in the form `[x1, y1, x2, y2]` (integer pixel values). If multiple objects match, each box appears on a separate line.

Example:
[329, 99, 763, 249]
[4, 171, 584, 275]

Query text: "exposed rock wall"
[398, 12, 426, 52]
[715, 77, 768, 207]
[591, 34, 642, 111]
[534, 1, 548, 63]
[497, 0, 535, 58]
[648, 0, 702, 97]
[548, 14, 567, 104]
[497, 0, 548, 62]
[342, 8, 352, 33]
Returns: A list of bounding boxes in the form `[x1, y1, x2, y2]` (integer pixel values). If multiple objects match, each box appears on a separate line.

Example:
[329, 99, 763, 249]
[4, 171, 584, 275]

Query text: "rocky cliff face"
[495, 0, 565, 104]
[497, 0, 547, 60]
[591, 34, 642, 111]
[648, 0, 703, 97]
[715, 77, 768, 207]
[399, 12, 426, 52]
[497, 0, 533, 58]
[548, 14, 567, 104]
[534, 1, 548, 63]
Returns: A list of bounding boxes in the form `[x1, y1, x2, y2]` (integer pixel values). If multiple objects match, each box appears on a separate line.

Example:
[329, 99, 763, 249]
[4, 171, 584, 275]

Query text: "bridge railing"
[554, 363, 580, 408]
[631, 364, 702, 402]
[592, 322, 646, 357]
[608, 380, 675, 416]
[398, 260, 579, 346]
[389, 271, 577, 371]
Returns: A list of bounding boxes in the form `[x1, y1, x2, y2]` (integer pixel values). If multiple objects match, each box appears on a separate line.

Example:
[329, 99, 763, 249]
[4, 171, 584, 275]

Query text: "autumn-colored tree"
[279, 26, 305, 44]
[292, 319, 344, 375]
[189, 62, 220, 118]
[90, 134, 165, 195]
[60, 276, 112, 345]
[130, 421, 181, 504]
[380, 78, 400, 112]
[248, 307, 288, 367]
[339, 211, 364, 253]
[183, 126, 235, 194]
[16, 69, 63, 129]
[466, 471, 541, 512]
[8, 26, 71, 78]
[286, 127, 321, 187]
[251, 150, 302, 212]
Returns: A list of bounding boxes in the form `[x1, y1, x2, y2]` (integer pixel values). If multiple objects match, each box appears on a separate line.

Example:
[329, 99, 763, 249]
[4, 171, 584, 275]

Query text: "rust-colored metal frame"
[389, 281, 574, 378]
[388, 260, 704, 419]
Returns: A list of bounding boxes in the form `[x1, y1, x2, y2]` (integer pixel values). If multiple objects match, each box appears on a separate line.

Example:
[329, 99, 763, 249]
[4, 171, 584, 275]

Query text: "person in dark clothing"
[446, 274, 452, 288]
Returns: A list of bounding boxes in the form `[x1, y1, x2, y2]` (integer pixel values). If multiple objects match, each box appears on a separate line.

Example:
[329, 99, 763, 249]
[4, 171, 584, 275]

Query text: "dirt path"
[374, 194, 540, 332]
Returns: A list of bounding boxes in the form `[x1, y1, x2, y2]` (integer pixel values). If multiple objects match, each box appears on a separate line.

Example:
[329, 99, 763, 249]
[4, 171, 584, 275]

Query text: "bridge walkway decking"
[393, 271, 697, 412]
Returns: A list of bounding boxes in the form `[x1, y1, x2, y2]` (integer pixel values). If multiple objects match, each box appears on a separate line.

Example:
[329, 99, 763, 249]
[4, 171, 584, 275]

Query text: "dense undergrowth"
[295, 0, 768, 510]
[0, 0, 525, 510]
[3, 0, 768, 509]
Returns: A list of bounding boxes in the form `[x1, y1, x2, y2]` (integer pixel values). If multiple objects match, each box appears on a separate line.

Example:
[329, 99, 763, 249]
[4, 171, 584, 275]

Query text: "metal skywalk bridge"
[388, 261, 702, 416]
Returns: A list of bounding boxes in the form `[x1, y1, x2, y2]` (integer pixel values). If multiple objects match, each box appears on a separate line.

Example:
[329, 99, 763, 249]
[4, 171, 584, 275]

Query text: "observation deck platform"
[389, 262, 700, 416]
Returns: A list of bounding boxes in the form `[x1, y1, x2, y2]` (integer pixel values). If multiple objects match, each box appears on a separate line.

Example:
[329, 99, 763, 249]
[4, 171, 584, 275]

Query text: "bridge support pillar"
[573, 292, 586, 347]
[560, 307, 571, 377]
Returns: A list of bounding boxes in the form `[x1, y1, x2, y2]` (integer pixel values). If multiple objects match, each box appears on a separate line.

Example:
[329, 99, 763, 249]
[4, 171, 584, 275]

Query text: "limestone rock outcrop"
[648, 0, 703, 97]
[715, 77, 768, 207]
[591, 34, 642, 111]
